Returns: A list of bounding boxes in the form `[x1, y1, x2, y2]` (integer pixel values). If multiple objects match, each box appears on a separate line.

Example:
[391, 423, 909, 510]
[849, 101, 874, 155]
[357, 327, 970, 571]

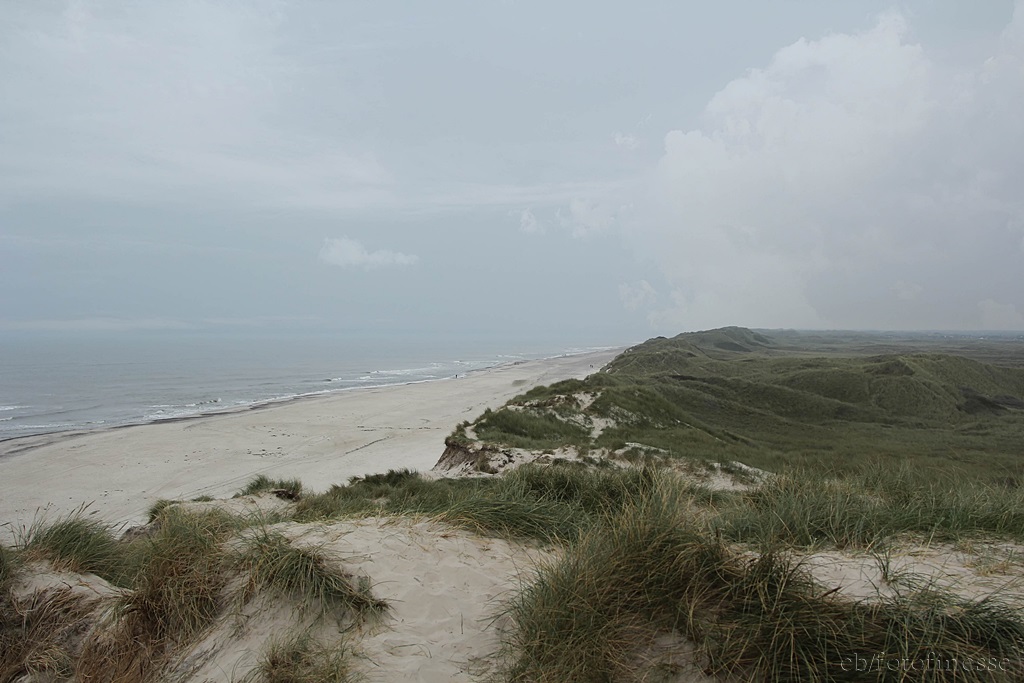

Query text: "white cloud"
[519, 208, 542, 234]
[619, 8, 1024, 331]
[562, 197, 618, 238]
[619, 280, 658, 311]
[979, 299, 1024, 330]
[613, 132, 639, 150]
[895, 281, 924, 301]
[319, 237, 418, 269]
[645, 259, 827, 331]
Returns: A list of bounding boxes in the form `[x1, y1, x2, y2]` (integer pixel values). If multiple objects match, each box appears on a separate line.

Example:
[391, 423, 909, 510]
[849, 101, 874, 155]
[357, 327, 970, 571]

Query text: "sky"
[1, 0, 1022, 342]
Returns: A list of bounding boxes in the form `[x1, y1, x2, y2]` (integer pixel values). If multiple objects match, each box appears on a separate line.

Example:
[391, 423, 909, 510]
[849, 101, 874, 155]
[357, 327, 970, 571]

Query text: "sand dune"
[157, 515, 551, 683]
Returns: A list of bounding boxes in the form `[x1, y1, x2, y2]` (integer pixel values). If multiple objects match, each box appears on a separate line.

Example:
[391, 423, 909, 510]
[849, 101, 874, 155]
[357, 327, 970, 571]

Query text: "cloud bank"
[613, 7, 1024, 331]
[0, 2, 392, 210]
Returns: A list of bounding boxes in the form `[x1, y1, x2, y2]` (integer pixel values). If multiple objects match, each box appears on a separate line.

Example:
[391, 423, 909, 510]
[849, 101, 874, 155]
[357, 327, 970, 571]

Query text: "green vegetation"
[120, 508, 236, 641]
[147, 497, 176, 523]
[1, 586, 97, 682]
[0, 542, 18, 594]
[503, 479, 1024, 682]
[246, 631, 356, 683]
[718, 465, 1024, 548]
[74, 509, 239, 682]
[1, 502, 386, 683]
[297, 458, 1024, 551]
[235, 526, 388, 616]
[449, 328, 1024, 680]
[296, 464, 658, 543]
[236, 474, 304, 499]
[9, 466, 1023, 682]
[474, 405, 591, 450]
[458, 328, 1024, 484]
[16, 510, 124, 583]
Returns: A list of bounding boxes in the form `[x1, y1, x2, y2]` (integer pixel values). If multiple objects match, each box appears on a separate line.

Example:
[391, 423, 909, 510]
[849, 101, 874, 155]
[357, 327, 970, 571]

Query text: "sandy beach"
[0, 349, 620, 535]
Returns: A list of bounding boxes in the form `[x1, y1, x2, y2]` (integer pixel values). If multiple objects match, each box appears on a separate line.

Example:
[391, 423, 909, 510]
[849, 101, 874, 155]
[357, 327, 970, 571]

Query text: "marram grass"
[16, 508, 124, 583]
[234, 526, 388, 616]
[501, 482, 1024, 682]
[0, 587, 97, 682]
[76, 508, 237, 683]
[236, 474, 304, 499]
[245, 630, 356, 683]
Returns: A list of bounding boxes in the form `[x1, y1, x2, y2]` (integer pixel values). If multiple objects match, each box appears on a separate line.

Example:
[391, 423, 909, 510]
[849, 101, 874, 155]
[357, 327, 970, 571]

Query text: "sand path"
[0, 349, 619, 535]
[302, 518, 548, 683]
[169, 517, 550, 683]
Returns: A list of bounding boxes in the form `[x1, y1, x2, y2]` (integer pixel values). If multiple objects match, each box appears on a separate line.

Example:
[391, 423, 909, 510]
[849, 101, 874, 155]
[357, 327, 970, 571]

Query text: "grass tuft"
[76, 508, 236, 682]
[502, 486, 729, 682]
[245, 631, 355, 683]
[0, 544, 18, 594]
[237, 475, 304, 500]
[0, 588, 97, 682]
[348, 468, 419, 486]
[147, 498, 176, 523]
[121, 508, 235, 640]
[474, 408, 591, 450]
[502, 483, 1024, 682]
[235, 526, 387, 617]
[17, 509, 123, 582]
[717, 467, 1024, 549]
[295, 464, 661, 543]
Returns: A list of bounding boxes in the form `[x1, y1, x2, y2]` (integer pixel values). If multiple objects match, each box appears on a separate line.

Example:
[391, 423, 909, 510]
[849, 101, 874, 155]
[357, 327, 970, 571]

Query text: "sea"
[0, 331, 616, 443]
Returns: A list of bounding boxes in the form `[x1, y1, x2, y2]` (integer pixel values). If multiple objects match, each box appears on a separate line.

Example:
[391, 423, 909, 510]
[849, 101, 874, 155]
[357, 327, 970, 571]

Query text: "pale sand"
[162, 517, 554, 683]
[8, 515, 556, 683]
[0, 349, 621, 535]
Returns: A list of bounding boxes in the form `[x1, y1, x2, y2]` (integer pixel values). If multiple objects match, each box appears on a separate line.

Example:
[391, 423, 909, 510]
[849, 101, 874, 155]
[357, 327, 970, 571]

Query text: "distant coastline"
[0, 343, 624, 458]
[0, 347, 622, 531]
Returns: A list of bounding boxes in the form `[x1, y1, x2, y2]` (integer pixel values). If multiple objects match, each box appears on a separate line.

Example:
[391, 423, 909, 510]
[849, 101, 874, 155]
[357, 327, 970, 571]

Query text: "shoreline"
[0, 345, 622, 459]
[0, 347, 622, 537]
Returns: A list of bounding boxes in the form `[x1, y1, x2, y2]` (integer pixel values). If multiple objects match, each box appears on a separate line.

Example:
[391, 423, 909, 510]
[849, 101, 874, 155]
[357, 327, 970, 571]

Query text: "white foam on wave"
[144, 398, 225, 421]
[145, 409, 194, 421]
[257, 377, 450, 407]
[0, 405, 26, 412]
[147, 408, 214, 421]
[0, 422, 77, 431]
[0, 416, 106, 434]
[367, 362, 445, 377]
[148, 398, 222, 409]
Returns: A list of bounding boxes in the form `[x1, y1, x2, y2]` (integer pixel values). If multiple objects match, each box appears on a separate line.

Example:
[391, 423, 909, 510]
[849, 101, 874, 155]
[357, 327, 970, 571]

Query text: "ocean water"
[0, 332, 607, 442]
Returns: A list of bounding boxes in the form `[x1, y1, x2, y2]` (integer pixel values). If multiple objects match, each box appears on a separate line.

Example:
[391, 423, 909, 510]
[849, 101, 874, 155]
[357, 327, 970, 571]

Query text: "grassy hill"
[458, 328, 1024, 482]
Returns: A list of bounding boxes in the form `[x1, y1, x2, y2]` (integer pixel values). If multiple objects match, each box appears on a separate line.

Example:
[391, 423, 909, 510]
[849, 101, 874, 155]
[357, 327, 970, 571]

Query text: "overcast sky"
[1, 1, 1022, 341]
